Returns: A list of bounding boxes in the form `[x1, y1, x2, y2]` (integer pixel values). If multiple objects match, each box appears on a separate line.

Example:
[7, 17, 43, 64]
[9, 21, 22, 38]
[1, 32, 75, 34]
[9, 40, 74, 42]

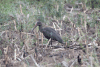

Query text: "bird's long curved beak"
[32, 24, 37, 33]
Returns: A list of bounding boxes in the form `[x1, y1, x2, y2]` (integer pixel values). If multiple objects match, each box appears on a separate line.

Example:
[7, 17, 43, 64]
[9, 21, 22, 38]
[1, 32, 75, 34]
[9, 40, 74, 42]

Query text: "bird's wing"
[42, 27, 53, 39]
[43, 27, 63, 43]
[43, 27, 60, 35]
[44, 27, 56, 32]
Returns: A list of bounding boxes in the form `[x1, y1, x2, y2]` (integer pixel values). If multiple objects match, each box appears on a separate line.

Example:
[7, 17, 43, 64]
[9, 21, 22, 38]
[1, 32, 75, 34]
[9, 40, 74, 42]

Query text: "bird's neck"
[39, 25, 43, 33]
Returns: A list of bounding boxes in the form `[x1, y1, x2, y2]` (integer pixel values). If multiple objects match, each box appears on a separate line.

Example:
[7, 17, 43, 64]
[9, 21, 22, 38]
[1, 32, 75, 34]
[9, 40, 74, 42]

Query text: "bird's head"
[32, 21, 42, 33]
[36, 21, 42, 26]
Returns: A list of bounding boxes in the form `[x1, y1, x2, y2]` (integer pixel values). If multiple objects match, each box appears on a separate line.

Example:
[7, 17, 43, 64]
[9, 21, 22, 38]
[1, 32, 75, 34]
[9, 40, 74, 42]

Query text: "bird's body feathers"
[42, 27, 63, 44]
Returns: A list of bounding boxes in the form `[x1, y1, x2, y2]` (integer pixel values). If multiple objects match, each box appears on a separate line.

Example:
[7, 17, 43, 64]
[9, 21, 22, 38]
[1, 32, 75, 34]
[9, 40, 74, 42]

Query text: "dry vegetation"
[0, 0, 100, 67]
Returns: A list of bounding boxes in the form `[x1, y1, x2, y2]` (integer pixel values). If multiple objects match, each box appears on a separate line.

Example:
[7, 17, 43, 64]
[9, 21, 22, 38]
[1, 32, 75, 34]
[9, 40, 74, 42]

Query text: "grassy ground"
[0, 0, 100, 67]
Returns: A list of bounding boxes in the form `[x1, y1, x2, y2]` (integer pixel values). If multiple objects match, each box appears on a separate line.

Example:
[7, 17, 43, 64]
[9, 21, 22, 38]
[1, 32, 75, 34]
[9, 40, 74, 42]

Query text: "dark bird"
[32, 21, 63, 45]
[77, 54, 82, 65]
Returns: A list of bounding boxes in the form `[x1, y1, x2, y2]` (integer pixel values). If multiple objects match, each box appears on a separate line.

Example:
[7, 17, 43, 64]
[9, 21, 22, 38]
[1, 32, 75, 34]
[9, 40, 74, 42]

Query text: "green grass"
[0, 50, 2, 56]
[0, 0, 100, 66]
[55, 63, 62, 67]
[20, 41, 24, 47]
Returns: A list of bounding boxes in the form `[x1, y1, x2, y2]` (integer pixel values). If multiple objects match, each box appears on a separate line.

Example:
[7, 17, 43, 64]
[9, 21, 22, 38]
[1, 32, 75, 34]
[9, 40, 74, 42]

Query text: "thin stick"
[54, 22, 62, 30]
[61, 21, 62, 29]
[90, 52, 93, 67]
[77, 27, 81, 37]
[60, 21, 62, 36]
[20, 4, 23, 15]
[21, 32, 34, 35]
[66, 41, 67, 46]
[70, 59, 77, 67]
[5, 30, 8, 40]
[41, 33, 43, 47]
[54, 22, 62, 36]
[36, 27, 39, 45]
[81, 51, 83, 64]
[70, 7, 73, 13]
[71, 22, 74, 42]
[13, 20, 17, 31]
[73, 49, 75, 59]
[57, 5, 59, 12]
[53, 22, 56, 30]
[95, 24, 97, 38]
[84, 14, 88, 58]
[46, 38, 51, 48]
[14, 49, 16, 60]
[30, 54, 40, 67]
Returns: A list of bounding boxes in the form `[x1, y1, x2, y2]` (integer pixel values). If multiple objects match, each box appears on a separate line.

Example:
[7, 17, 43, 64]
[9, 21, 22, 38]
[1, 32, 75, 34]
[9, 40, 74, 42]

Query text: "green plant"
[0, 50, 2, 56]
[55, 63, 62, 67]
[20, 41, 24, 47]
